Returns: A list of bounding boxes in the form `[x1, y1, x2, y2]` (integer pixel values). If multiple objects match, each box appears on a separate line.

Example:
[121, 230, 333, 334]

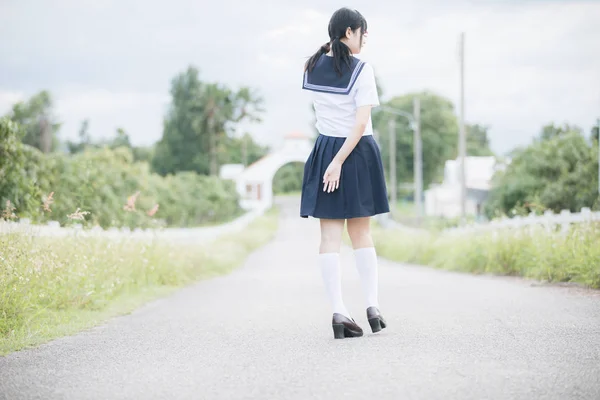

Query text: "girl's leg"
[347, 216, 386, 332]
[346, 216, 378, 308]
[318, 218, 350, 318]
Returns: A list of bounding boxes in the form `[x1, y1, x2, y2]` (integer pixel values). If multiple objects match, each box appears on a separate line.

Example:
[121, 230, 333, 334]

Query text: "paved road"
[1, 197, 599, 400]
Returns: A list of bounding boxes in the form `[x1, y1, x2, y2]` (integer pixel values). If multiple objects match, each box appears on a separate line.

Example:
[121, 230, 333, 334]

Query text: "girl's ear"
[345, 27, 352, 39]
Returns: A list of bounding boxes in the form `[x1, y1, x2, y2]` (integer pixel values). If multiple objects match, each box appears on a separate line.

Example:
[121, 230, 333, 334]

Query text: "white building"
[219, 131, 313, 211]
[424, 156, 503, 219]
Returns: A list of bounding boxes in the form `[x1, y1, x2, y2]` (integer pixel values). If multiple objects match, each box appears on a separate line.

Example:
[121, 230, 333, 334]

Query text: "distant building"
[424, 156, 506, 219]
[219, 131, 313, 211]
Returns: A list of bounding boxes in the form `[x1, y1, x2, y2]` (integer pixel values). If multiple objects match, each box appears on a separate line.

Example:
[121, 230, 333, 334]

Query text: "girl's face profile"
[344, 27, 366, 54]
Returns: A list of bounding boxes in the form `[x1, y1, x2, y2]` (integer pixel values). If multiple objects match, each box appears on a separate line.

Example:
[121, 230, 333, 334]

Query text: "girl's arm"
[333, 105, 372, 164]
[322, 106, 372, 192]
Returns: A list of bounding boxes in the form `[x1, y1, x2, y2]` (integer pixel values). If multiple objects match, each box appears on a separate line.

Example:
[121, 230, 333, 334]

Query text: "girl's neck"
[325, 51, 354, 58]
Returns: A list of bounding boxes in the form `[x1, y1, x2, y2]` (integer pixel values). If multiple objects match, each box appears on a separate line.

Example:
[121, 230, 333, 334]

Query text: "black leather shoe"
[332, 313, 363, 339]
[366, 306, 387, 333]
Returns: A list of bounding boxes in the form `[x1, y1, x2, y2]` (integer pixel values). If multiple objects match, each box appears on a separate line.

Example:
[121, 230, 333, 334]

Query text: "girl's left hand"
[323, 160, 342, 193]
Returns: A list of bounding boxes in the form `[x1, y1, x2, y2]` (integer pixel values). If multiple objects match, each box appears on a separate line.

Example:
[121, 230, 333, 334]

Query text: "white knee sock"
[318, 252, 350, 318]
[354, 247, 379, 308]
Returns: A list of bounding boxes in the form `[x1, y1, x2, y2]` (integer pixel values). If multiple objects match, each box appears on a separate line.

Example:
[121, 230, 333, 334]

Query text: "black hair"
[305, 8, 368, 76]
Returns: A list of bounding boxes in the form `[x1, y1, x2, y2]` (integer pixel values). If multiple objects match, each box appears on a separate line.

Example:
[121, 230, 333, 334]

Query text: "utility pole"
[39, 114, 51, 153]
[458, 32, 467, 221]
[242, 133, 248, 167]
[381, 105, 421, 220]
[207, 102, 218, 176]
[389, 118, 397, 214]
[413, 97, 422, 225]
[597, 118, 600, 195]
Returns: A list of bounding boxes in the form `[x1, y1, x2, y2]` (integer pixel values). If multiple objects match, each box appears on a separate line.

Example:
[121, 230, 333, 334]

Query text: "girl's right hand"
[323, 159, 342, 193]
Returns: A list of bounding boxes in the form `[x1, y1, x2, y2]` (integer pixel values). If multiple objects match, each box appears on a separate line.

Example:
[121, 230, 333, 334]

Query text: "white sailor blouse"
[302, 53, 380, 138]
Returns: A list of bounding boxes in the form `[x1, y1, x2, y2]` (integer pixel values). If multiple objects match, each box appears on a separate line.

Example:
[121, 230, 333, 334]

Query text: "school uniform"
[300, 53, 390, 220]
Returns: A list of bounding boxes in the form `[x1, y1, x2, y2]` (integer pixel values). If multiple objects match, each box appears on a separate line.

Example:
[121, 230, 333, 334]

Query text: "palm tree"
[202, 84, 265, 175]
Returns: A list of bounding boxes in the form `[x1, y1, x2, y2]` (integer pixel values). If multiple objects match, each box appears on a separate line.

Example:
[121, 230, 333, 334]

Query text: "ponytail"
[305, 37, 354, 76]
[305, 42, 331, 72]
[330, 37, 353, 76]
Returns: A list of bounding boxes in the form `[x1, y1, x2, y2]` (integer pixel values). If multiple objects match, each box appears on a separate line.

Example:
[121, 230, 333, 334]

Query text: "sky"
[1, 0, 599, 155]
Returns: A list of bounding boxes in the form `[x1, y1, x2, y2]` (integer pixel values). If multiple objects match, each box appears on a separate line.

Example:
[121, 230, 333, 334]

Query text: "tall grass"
[373, 222, 600, 289]
[0, 208, 279, 355]
[389, 200, 475, 230]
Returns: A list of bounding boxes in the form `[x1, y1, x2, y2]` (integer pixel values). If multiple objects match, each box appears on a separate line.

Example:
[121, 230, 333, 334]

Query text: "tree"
[485, 129, 599, 217]
[0, 117, 51, 220]
[538, 122, 582, 142]
[152, 67, 206, 175]
[466, 124, 494, 156]
[273, 163, 304, 194]
[66, 119, 92, 154]
[591, 122, 599, 142]
[65, 123, 153, 164]
[198, 83, 266, 175]
[5, 91, 61, 153]
[131, 146, 154, 164]
[0, 118, 28, 214]
[111, 128, 132, 149]
[152, 66, 264, 176]
[229, 88, 266, 164]
[219, 133, 269, 167]
[79, 119, 91, 144]
[373, 91, 460, 196]
[201, 83, 234, 176]
[374, 74, 384, 100]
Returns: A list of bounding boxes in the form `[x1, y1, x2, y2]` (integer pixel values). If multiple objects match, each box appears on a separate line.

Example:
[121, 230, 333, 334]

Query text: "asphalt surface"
[1, 197, 600, 400]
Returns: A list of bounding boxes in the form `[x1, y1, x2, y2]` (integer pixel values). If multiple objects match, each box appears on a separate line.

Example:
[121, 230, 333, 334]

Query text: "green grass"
[389, 200, 473, 230]
[0, 207, 279, 355]
[275, 190, 301, 197]
[391, 200, 416, 217]
[373, 221, 600, 289]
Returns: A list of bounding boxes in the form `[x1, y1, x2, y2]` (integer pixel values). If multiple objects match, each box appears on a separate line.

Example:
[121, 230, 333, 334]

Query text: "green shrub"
[273, 162, 304, 194]
[0, 118, 53, 222]
[1, 118, 242, 228]
[485, 131, 600, 218]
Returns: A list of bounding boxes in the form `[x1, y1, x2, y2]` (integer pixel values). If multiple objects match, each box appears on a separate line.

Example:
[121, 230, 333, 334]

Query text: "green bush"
[0, 118, 242, 228]
[0, 118, 53, 222]
[273, 162, 304, 194]
[485, 131, 600, 218]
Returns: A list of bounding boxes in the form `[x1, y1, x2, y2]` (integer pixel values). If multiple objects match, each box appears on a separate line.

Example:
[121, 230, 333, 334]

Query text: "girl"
[300, 8, 389, 339]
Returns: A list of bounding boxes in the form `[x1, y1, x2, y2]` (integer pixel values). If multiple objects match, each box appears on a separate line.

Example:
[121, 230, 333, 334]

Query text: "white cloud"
[52, 89, 170, 145]
[0, 91, 25, 114]
[1, 0, 599, 155]
[267, 24, 312, 39]
[56, 90, 169, 116]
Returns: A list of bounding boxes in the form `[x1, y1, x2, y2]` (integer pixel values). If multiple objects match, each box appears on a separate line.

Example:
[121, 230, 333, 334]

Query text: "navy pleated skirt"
[300, 134, 390, 219]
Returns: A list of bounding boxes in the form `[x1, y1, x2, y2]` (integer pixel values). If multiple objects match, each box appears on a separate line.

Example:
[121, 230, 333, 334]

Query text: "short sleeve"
[354, 63, 380, 108]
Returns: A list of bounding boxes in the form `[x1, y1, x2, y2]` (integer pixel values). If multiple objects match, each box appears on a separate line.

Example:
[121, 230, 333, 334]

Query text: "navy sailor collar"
[302, 54, 365, 95]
